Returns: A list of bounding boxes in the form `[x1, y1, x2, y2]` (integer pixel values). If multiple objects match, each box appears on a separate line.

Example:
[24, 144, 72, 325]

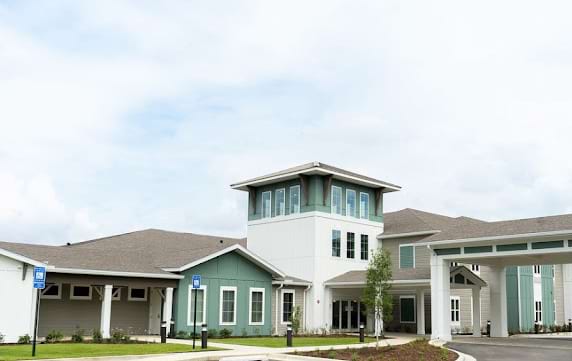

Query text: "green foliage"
[291, 306, 302, 335]
[327, 350, 337, 359]
[219, 328, 233, 338]
[17, 335, 31, 344]
[363, 248, 393, 337]
[176, 331, 189, 339]
[241, 328, 248, 337]
[111, 329, 130, 343]
[46, 330, 64, 343]
[92, 329, 103, 343]
[440, 347, 449, 361]
[71, 328, 84, 343]
[207, 329, 218, 338]
[350, 351, 359, 361]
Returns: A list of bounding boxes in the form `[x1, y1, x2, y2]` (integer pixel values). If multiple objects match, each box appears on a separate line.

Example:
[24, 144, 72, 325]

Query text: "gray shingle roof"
[325, 271, 366, 284]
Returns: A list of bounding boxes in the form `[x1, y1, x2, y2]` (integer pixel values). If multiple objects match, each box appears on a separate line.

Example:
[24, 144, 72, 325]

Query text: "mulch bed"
[295, 340, 457, 361]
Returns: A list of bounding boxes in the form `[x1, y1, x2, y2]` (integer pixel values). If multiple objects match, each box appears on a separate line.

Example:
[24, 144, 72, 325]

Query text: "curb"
[428, 339, 476, 361]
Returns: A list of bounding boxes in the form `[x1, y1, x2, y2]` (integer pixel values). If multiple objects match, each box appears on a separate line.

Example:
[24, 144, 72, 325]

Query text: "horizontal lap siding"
[384, 237, 431, 280]
[271, 285, 306, 335]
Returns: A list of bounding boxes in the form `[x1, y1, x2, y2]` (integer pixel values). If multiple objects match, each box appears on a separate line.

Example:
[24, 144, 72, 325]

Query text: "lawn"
[0, 343, 220, 361]
[211, 336, 376, 348]
[296, 339, 457, 361]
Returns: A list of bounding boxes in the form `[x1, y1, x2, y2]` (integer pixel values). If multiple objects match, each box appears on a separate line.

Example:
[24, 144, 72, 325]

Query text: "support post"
[163, 287, 174, 337]
[416, 288, 425, 335]
[472, 287, 482, 337]
[430, 255, 451, 341]
[489, 266, 508, 337]
[100, 285, 113, 339]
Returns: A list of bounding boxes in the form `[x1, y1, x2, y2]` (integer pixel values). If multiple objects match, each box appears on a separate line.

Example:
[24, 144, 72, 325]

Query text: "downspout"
[303, 284, 312, 333]
[275, 283, 284, 335]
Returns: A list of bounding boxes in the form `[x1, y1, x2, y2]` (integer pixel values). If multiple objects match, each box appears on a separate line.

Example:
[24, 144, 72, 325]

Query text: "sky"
[1, 1, 572, 245]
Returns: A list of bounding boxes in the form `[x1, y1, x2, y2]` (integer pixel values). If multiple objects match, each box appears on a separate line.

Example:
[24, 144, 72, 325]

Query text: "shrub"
[92, 329, 103, 343]
[327, 350, 337, 359]
[111, 329, 130, 343]
[0, 332, 4, 343]
[207, 329, 218, 338]
[291, 306, 302, 335]
[219, 328, 232, 338]
[18, 334, 31, 344]
[46, 330, 64, 343]
[176, 331, 189, 339]
[351, 352, 359, 361]
[241, 328, 248, 337]
[71, 328, 84, 343]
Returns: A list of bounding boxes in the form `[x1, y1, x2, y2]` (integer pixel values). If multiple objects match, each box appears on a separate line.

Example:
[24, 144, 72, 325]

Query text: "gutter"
[302, 284, 312, 333]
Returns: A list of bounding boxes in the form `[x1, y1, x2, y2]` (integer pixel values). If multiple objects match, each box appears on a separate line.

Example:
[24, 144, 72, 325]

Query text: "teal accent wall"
[506, 266, 520, 333]
[174, 252, 273, 336]
[399, 246, 414, 268]
[541, 265, 555, 326]
[519, 266, 534, 332]
[248, 175, 383, 223]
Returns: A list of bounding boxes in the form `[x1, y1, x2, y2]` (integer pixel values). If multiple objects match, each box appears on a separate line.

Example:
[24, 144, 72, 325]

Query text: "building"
[1, 161, 572, 342]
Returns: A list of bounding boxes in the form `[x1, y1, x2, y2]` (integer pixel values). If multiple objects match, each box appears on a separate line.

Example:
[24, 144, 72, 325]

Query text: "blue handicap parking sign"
[192, 275, 201, 289]
[33, 267, 46, 289]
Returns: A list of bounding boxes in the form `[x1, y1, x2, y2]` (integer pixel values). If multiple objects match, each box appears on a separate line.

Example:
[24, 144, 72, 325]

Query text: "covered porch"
[39, 272, 180, 338]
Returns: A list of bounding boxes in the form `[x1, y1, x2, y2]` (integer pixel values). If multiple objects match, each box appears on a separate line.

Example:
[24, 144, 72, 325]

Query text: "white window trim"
[248, 287, 265, 326]
[281, 289, 295, 325]
[219, 286, 237, 326]
[112, 287, 121, 301]
[359, 192, 369, 219]
[289, 185, 301, 214]
[399, 295, 416, 324]
[70, 285, 92, 301]
[128, 287, 148, 301]
[535, 301, 543, 324]
[399, 244, 416, 269]
[275, 188, 286, 216]
[346, 189, 356, 218]
[41, 283, 62, 300]
[331, 186, 342, 215]
[450, 296, 461, 325]
[261, 191, 272, 219]
[187, 285, 207, 326]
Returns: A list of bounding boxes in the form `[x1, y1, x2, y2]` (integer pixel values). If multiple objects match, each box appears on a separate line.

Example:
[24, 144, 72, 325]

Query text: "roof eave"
[419, 229, 572, 248]
[49, 267, 184, 279]
[377, 230, 441, 240]
[0, 247, 49, 267]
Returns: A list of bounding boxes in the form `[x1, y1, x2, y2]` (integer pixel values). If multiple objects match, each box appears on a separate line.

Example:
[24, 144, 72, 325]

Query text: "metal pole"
[32, 288, 41, 357]
[192, 288, 198, 349]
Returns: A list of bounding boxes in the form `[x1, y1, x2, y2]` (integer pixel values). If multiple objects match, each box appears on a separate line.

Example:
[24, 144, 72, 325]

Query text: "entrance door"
[148, 288, 162, 334]
[332, 299, 364, 331]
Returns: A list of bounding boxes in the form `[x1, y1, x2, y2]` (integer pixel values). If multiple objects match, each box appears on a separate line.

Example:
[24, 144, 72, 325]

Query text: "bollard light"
[160, 322, 167, 344]
[201, 324, 208, 349]
[359, 323, 365, 343]
[486, 320, 491, 337]
[286, 325, 293, 347]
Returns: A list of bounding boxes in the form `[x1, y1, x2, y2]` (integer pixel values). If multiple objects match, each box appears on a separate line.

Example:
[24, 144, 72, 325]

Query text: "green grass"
[0, 343, 220, 361]
[211, 336, 376, 348]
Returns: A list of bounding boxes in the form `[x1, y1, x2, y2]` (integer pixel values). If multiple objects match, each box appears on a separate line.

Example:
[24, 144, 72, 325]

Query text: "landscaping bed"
[294, 340, 457, 361]
[211, 336, 376, 348]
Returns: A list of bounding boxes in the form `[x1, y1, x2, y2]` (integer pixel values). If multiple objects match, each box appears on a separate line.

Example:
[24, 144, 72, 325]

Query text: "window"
[471, 264, 480, 275]
[346, 189, 356, 217]
[41, 284, 61, 299]
[533, 265, 541, 276]
[346, 232, 355, 259]
[188, 285, 207, 325]
[451, 297, 460, 324]
[400, 296, 416, 323]
[112, 287, 121, 301]
[261, 191, 272, 218]
[450, 262, 459, 268]
[249, 288, 265, 325]
[281, 289, 295, 324]
[359, 192, 369, 219]
[535, 301, 542, 323]
[332, 230, 341, 257]
[360, 234, 369, 260]
[399, 245, 415, 269]
[128, 287, 147, 301]
[275, 189, 285, 216]
[70, 285, 92, 300]
[220, 286, 237, 325]
[289, 185, 300, 214]
[331, 186, 342, 215]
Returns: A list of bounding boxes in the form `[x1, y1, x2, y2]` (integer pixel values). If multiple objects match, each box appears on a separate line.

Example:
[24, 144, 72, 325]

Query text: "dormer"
[231, 161, 401, 223]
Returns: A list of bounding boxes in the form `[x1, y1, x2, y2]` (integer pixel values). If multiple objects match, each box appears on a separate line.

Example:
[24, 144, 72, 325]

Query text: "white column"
[472, 287, 481, 337]
[563, 264, 572, 323]
[489, 266, 508, 337]
[163, 287, 174, 332]
[416, 288, 425, 335]
[431, 255, 451, 341]
[100, 285, 113, 338]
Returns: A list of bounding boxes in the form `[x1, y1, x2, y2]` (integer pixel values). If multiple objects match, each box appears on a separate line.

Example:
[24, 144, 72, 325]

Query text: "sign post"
[191, 275, 201, 350]
[32, 267, 46, 357]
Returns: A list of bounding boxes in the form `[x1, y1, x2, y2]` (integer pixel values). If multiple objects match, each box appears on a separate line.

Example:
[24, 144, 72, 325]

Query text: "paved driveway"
[447, 337, 572, 361]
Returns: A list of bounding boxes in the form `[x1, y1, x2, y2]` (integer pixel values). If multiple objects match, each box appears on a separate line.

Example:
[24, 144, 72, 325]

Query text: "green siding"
[519, 266, 534, 332]
[174, 252, 273, 336]
[464, 245, 493, 254]
[506, 266, 520, 333]
[433, 248, 461, 256]
[497, 243, 528, 252]
[399, 246, 414, 268]
[531, 240, 564, 250]
[248, 175, 383, 223]
[541, 265, 555, 326]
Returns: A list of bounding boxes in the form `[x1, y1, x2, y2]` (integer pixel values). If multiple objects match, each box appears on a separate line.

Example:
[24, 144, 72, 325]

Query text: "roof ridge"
[487, 212, 572, 225]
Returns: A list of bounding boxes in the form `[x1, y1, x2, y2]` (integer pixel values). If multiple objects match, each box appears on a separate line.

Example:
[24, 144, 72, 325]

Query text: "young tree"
[363, 247, 393, 343]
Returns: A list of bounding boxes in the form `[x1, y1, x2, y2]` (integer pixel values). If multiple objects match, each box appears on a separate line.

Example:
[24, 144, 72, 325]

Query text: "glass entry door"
[332, 300, 367, 330]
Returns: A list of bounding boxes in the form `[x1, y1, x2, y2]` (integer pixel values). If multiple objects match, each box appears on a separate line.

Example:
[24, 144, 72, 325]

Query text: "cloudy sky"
[1, 1, 572, 245]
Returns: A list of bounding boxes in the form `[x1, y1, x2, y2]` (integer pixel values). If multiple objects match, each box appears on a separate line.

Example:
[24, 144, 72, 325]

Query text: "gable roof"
[231, 161, 401, 192]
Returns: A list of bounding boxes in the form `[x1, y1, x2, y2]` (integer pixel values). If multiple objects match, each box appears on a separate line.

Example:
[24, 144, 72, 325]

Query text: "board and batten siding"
[174, 251, 273, 336]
